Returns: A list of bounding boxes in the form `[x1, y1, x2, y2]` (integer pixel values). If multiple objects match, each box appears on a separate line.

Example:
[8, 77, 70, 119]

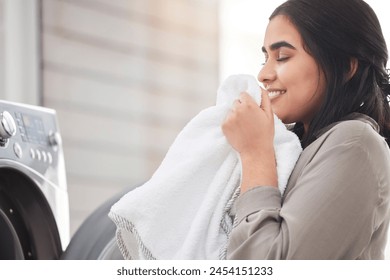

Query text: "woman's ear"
[347, 58, 358, 80]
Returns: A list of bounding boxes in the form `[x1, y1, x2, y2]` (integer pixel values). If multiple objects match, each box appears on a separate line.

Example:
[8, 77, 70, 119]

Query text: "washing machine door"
[0, 167, 62, 259]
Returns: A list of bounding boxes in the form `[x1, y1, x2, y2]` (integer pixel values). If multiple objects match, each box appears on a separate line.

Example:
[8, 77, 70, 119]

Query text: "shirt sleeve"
[227, 123, 388, 259]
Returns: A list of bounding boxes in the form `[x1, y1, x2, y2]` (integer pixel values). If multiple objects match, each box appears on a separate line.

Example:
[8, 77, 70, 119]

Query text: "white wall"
[0, 0, 5, 98]
[219, 0, 285, 81]
[2, 0, 40, 105]
[41, 0, 219, 234]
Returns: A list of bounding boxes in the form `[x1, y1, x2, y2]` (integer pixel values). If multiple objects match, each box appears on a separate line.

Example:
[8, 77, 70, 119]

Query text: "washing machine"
[0, 100, 69, 259]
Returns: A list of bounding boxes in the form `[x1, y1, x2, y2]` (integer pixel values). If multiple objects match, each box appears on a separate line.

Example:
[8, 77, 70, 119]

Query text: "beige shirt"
[227, 113, 390, 259]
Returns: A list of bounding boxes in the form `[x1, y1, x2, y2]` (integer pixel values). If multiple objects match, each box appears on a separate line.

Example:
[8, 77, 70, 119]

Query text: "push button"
[30, 148, 35, 159]
[47, 152, 53, 164]
[13, 142, 23, 158]
[35, 149, 41, 161]
[41, 151, 47, 162]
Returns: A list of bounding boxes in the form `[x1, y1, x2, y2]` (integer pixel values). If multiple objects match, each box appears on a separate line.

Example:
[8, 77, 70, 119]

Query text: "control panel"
[0, 100, 65, 183]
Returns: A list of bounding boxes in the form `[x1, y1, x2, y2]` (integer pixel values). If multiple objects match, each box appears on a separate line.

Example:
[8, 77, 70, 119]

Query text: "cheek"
[285, 63, 321, 101]
[273, 64, 323, 123]
[277, 66, 311, 102]
[277, 64, 308, 90]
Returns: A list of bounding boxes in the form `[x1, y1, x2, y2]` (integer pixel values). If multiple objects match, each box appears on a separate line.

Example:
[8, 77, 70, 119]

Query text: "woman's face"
[258, 15, 325, 128]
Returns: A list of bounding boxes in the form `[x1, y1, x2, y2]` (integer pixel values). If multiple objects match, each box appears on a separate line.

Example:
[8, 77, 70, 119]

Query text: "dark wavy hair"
[271, 0, 390, 147]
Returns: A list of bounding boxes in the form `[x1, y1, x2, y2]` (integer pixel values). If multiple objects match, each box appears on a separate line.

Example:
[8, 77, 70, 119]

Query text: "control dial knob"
[48, 131, 62, 148]
[0, 111, 16, 144]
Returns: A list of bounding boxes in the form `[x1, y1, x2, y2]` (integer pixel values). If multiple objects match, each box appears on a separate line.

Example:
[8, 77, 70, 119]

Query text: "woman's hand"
[222, 89, 278, 192]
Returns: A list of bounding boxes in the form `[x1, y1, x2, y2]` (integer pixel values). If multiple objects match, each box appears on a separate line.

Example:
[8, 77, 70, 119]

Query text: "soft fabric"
[109, 74, 302, 260]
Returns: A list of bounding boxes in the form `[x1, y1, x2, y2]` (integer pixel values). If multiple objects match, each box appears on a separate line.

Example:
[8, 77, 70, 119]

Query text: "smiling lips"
[267, 90, 286, 100]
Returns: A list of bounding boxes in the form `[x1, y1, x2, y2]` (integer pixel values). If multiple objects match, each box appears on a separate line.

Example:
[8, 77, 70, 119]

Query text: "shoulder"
[286, 117, 390, 210]
[316, 116, 387, 151]
[303, 117, 390, 170]
[314, 118, 390, 186]
[327, 119, 387, 152]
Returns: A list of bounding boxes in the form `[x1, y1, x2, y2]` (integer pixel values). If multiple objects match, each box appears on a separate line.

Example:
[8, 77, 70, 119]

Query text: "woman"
[222, 0, 390, 259]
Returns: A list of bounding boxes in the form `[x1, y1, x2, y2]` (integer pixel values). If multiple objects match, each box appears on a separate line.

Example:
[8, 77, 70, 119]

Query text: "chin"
[274, 113, 292, 124]
[271, 108, 283, 120]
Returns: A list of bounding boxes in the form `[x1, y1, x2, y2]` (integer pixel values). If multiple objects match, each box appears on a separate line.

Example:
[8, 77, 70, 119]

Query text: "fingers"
[236, 92, 256, 106]
[260, 88, 273, 118]
[238, 91, 251, 101]
[232, 90, 274, 120]
[231, 92, 252, 113]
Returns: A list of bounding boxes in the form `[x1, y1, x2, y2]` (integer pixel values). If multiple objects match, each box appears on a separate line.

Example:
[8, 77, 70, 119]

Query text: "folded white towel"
[109, 74, 302, 260]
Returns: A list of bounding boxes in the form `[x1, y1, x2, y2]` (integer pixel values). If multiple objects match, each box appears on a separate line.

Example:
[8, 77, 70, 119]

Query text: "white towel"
[109, 74, 302, 260]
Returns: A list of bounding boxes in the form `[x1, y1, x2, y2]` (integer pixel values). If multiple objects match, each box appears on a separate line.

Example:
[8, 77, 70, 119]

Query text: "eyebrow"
[262, 41, 296, 53]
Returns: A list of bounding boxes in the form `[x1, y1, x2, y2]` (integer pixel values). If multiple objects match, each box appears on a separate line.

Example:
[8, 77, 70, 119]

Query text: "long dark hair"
[271, 0, 390, 147]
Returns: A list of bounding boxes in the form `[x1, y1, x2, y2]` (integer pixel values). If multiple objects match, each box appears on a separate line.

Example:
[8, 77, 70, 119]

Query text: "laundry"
[109, 74, 302, 260]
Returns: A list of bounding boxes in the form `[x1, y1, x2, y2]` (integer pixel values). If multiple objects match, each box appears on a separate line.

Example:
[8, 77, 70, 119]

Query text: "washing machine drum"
[0, 167, 62, 260]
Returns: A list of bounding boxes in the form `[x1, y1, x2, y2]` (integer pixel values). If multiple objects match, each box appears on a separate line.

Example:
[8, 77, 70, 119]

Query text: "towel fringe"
[110, 184, 240, 260]
[218, 186, 241, 259]
[108, 212, 156, 260]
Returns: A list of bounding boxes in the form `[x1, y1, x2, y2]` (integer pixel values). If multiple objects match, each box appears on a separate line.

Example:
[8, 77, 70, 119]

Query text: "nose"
[257, 63, 276, 87]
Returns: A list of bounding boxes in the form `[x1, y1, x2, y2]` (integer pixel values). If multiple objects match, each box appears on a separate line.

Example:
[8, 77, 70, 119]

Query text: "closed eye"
[276, 56, 289, 62]
[262, 41, 296, 64]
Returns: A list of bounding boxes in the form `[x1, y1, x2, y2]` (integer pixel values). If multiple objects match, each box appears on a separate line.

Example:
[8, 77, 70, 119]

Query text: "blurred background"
[0, 0, 389, 257]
